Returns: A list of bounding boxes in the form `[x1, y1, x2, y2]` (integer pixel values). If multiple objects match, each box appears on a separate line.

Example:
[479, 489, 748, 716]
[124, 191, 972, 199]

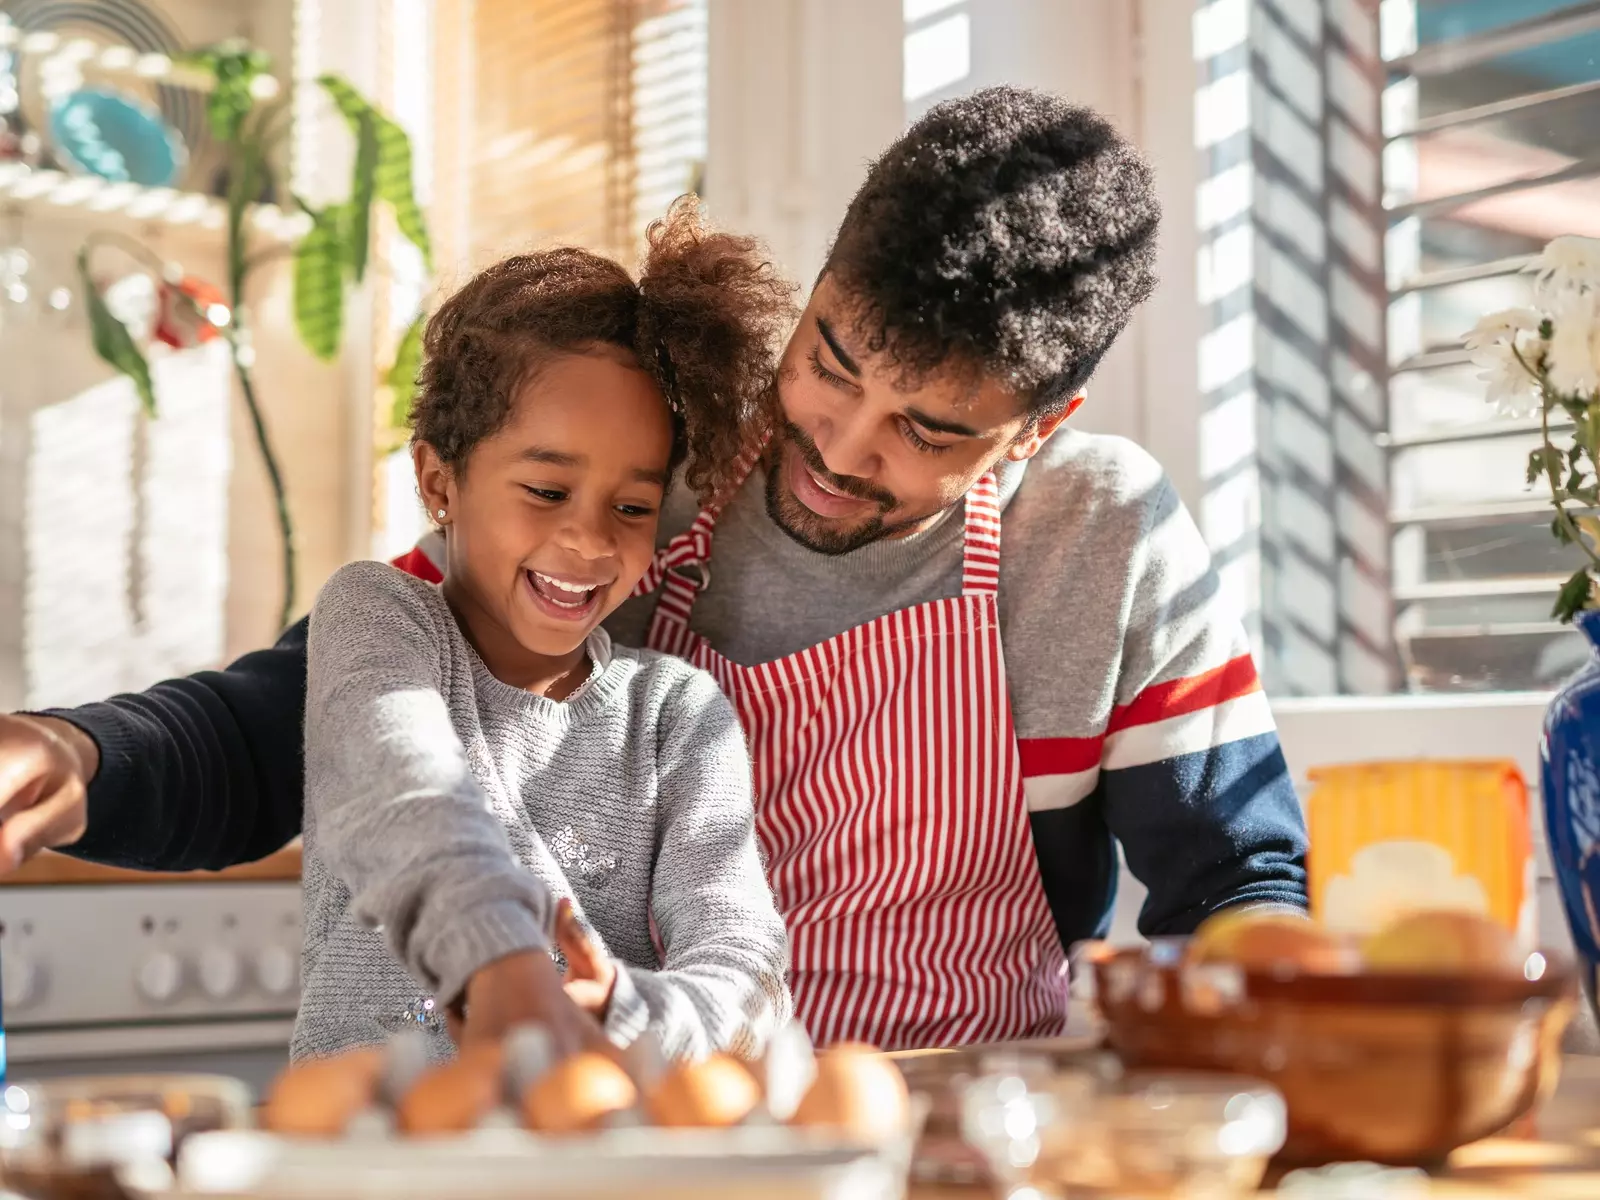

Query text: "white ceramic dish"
[117, 1099, 929, 1200]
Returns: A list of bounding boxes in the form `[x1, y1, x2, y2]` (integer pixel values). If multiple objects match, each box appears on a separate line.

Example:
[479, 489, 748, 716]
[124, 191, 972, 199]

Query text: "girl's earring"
[436, 509, 447, 521]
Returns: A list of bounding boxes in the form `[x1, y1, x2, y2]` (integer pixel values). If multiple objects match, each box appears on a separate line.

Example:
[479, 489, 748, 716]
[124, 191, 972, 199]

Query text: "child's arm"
[305, 560, 559, 1013]
[602, 666, 793, 1060]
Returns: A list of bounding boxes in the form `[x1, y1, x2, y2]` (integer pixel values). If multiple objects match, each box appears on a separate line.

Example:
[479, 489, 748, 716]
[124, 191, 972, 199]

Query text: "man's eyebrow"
[905, 407, 980, 438]
[815, 316, 861, 377]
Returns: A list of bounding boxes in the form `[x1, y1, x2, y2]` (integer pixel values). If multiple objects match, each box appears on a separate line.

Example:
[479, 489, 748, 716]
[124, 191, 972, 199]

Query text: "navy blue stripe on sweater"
[1027, 731, 1307, 948]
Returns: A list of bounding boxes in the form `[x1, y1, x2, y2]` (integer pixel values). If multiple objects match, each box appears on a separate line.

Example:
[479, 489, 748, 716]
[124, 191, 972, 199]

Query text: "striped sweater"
[395, 430, 1307, 945]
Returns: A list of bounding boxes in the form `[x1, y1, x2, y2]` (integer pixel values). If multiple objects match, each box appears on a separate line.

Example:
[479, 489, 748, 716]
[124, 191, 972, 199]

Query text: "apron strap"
[632, 438, 766, 600]
[638, 451, 1005, 606]
[960, 471, 1003, 598]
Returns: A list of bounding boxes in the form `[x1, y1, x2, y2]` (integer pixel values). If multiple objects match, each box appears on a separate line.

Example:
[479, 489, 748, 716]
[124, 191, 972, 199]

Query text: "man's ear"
[414, 442, 456, 524]
[1006, 392, 1085, 462]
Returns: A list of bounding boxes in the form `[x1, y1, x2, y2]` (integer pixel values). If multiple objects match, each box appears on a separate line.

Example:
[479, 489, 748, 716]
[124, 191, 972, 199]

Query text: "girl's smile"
[416, 349, 673, 695]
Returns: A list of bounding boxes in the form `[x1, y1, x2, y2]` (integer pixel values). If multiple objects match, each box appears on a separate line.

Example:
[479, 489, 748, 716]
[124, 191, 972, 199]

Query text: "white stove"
[2, 879, 301, 1094]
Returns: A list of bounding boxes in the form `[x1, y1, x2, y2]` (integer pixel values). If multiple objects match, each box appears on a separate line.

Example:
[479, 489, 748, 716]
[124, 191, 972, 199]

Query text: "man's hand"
[456, 947, 614, 1056]
[0, 715, 98, 873]
[555, 898, 617, 1017]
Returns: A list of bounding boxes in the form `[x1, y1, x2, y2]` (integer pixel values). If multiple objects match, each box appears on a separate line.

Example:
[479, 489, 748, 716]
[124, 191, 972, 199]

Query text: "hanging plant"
[76, 42, 431, 634]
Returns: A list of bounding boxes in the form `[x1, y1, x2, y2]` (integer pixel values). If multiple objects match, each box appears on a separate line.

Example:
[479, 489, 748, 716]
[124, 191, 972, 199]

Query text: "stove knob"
[135, 951, 185, 1004]
[255, 945, 298, 996]
[197, 945, 243, 999]
[1, 950, 45, 1011]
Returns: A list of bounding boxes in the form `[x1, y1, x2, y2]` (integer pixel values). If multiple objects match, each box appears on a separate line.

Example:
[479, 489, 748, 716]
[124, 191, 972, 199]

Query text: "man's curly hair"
[410, 196, 797, 502]
[824, 86, 1160, 417]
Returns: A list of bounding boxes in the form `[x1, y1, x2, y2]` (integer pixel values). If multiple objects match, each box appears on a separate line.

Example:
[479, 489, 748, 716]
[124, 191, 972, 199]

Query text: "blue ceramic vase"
[1541, 608, 1600, 1026]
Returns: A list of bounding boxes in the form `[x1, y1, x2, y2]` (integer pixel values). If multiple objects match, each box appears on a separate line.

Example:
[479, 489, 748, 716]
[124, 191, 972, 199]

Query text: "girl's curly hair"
[410, 196, 798, 501]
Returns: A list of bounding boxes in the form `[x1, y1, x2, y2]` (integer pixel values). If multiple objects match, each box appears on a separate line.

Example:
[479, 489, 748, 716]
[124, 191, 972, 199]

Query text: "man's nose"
[813, 410, 877, 481]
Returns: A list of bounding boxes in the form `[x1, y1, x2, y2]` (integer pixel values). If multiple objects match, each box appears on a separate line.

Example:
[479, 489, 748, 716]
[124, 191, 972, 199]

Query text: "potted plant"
[79, 42, 429, 634]
[1470, 234, 1600, 1027]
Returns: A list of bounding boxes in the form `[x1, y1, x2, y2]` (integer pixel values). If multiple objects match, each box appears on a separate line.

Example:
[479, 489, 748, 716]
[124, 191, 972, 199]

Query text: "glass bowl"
[960, 1065, 1285, 1199]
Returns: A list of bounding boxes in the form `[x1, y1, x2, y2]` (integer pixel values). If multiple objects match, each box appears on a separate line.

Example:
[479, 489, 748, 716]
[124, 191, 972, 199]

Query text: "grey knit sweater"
[294, 559, 791, 1063]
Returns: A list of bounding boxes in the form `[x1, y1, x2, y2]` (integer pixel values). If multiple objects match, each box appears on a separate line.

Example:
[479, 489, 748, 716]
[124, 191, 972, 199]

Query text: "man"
[0, 88, 1306, 1050]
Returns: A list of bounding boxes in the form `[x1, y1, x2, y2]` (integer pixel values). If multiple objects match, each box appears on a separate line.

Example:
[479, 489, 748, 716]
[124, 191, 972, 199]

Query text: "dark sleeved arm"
[40, 618, 311, 872]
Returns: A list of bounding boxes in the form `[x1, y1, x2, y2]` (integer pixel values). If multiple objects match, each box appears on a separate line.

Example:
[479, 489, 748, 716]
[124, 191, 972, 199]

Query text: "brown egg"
[789, 1043, 910, 1141]
[397, 1042, 506, 1136]
[645, 1054, 762, 1128]
[1202, 914, 1358, 974]
[1363, 909, 1522, 974]
[262, 1047, 386, 1136]
[521, 1052, 639, 1135]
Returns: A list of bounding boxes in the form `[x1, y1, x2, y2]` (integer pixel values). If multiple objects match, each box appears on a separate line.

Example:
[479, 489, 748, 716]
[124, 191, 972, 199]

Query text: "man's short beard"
[762, 422, 940, 555]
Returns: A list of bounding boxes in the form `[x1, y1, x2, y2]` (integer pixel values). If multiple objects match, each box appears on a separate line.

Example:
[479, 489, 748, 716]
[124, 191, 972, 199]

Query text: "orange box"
[1306, 760, 1534, 943]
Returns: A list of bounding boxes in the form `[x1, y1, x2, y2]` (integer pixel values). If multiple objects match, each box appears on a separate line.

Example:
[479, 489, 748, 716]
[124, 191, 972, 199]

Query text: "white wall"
[703, 0, 905, 288]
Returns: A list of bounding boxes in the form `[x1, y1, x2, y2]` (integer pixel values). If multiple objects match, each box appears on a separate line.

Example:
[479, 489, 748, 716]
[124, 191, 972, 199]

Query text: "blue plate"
[49, 87, 187, 188]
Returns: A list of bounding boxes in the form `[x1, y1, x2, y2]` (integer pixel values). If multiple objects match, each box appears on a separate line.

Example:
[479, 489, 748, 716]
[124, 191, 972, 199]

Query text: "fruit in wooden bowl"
[1087, 908, 1577, 1167]
[1188, 912, 1359, 974]
[1363, 909, 1523, 973]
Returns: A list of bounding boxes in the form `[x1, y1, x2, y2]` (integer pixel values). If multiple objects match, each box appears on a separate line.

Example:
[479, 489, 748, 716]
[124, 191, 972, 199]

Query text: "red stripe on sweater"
[1107, 654, 1262, 734]
[390, 546, 443, 584]
[1017, 735, 1104, 777]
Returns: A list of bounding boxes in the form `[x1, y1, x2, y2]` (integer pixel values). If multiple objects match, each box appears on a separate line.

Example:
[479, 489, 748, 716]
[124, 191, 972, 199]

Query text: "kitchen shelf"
[0, 18, 303, 241]
[0, 162, 307, 242]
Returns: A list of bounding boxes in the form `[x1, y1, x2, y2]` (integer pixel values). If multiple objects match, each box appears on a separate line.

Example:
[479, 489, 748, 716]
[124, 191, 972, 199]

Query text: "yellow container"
[1306, 760, 1533, 942]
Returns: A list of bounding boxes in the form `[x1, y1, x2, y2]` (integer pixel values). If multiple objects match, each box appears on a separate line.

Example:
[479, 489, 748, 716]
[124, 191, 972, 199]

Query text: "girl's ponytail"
[634, 196, 799, 502]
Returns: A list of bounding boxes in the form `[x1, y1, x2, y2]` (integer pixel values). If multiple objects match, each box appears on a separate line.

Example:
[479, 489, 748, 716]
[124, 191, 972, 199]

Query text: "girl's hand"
[555, 898, 618, 1017]
[456, 948, 613, 1057]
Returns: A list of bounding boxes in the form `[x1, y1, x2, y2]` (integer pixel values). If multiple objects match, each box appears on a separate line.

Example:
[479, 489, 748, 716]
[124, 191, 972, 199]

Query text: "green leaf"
[1554, 514, 1577, 545]
[293, 202, 345, 361]
[1585, 406, 1600, 462]
[386, 310, 427, 429]
[179, 43, 274, 143]
[347, 111, 378, 282]
[77, 249, 156, 416]
[1554, 566, 1593, 623]
[1529, 447, 1549, 486]
[317, 75, 432, 270]
[1568, 467, 1584, 495]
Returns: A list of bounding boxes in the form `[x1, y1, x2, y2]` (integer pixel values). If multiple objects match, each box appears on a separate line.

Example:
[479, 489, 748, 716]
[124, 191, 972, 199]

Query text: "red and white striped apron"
[638, 459, 1069, 1049]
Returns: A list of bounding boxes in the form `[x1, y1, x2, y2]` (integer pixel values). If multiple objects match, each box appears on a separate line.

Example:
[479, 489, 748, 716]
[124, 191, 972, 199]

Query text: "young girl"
[295, 199, 798, 1064]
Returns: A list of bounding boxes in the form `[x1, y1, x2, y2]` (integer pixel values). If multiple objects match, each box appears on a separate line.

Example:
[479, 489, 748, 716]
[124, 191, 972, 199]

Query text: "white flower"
[1528, 234, 1600, 299]
[1545, 289, 1600, 398]
[1463, 307, 1543, 416]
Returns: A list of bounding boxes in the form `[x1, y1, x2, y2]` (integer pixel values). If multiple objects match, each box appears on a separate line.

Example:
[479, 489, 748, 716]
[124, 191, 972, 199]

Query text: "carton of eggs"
[260, 1022, 912, 1146]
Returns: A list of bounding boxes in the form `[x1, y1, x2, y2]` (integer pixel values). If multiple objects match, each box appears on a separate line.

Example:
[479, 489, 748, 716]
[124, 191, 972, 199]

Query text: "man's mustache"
[781, 422, 898, 510]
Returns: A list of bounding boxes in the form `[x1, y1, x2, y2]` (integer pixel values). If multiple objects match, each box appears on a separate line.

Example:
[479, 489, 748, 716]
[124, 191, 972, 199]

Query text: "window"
[1195, 0, 1600, 697]
[1383, 0, 1600, 693]
[903, 0, 971, 118]
[375, 0, 709, 559]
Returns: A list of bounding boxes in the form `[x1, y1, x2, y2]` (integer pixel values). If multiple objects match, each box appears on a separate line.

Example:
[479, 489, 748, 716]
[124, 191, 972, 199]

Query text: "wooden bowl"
[1088, 943, 1578, 1168]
